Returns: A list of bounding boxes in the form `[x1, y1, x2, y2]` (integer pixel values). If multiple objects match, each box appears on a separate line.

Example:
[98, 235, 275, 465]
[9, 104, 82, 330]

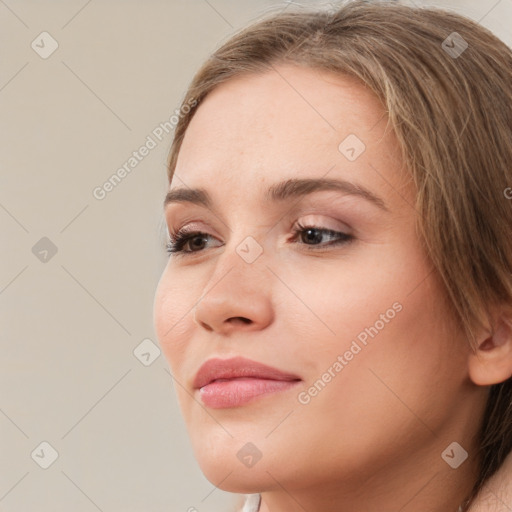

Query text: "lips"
[193, 356, 301, 408]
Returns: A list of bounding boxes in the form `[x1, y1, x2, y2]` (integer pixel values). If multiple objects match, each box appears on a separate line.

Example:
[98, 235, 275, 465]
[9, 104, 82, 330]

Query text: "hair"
[166, 0, 512, 507]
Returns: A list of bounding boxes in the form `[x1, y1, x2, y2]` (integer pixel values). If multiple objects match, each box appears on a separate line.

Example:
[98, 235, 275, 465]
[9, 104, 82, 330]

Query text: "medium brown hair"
[166, 0, 512, 506]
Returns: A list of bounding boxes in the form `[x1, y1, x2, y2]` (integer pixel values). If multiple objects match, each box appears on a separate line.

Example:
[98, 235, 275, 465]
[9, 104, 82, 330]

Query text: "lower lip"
[198, 378, 300, 409]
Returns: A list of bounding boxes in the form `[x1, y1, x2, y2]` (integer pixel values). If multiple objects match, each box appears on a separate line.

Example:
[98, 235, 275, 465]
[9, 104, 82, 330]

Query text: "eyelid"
[289, 213, 352, 234]
[168, 213, 352, 240]
[166, 212, 356, 259]
[167, 197, 356, 228]
[165, 207, 230, 236]
[167, 220, 218, 238]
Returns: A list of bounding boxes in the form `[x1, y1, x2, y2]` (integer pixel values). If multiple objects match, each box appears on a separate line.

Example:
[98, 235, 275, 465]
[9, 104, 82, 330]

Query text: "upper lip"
[193, 356, 301, 389]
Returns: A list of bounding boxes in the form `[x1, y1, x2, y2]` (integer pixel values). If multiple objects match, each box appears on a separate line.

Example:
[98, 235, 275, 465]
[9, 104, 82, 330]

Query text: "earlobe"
[468, 312, 512, 386]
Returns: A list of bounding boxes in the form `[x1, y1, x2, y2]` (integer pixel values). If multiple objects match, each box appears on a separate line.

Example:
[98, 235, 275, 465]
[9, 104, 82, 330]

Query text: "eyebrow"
[163, 177, 389, 212]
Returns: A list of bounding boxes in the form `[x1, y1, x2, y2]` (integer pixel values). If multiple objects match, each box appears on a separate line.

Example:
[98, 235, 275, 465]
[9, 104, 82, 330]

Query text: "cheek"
[300, 268, 464, 433]
[270, 249, 408, 348]
[277, 239, 465, 422]
[368, 272, 468, 415]
[266, 275, 464, 484]
[153, 266, 197, 369]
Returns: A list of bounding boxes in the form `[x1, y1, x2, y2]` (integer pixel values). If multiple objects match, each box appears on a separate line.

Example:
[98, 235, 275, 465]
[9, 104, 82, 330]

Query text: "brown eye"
[300, 227, 324, 245]
[166, 230, 221, 256]
[292, 223, 353, 248]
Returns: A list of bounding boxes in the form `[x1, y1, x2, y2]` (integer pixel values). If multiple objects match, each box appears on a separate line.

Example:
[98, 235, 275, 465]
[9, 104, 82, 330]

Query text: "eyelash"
[165, 222, 353, 257]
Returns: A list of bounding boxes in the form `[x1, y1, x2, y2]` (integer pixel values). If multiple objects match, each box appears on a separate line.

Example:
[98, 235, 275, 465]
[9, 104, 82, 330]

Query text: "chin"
[188, 433, 277, 492]
[197, 456, 273, 493]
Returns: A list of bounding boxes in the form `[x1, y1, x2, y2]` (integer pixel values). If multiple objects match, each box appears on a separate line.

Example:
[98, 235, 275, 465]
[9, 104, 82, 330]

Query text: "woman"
[153, 1, 512, 510]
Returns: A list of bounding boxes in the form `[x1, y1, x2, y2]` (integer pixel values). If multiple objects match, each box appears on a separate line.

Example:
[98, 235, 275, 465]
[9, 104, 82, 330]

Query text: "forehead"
[172, 64, 405, 201]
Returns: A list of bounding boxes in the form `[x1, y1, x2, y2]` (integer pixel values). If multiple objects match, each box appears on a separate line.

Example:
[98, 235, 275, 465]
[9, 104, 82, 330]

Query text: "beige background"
[1, 1, 511, 511]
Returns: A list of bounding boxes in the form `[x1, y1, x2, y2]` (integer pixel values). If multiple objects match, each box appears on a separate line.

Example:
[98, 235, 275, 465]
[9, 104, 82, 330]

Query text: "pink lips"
[193, 356, 301, 409]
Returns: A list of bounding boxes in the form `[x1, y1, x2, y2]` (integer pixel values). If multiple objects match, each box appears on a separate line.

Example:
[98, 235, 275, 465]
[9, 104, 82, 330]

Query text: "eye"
[165, 222, 354, 258]
[166, 227, 221, 256]
[290, 221, 353, 249]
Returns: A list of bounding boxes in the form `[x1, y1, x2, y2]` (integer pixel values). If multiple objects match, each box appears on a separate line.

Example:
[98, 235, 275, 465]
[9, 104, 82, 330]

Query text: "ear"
[468, 309, 512, 386]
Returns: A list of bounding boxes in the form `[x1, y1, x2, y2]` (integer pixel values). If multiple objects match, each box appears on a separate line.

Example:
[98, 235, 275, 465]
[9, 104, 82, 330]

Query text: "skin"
[153, 64, 511, 512]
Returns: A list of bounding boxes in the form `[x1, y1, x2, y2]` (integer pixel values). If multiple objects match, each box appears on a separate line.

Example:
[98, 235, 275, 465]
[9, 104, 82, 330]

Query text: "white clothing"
[241, 493, 261, 512]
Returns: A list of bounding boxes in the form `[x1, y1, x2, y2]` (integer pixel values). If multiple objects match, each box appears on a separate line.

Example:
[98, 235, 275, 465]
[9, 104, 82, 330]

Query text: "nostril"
[230, 317, 252, 325]
[200, 321, 214, 331]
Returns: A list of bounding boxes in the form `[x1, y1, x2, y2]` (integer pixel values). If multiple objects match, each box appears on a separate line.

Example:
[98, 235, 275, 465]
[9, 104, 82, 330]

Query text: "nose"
[193, 253, 274, 335]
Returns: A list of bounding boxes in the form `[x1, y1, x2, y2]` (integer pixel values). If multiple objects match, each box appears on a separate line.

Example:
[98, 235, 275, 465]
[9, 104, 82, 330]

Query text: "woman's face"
[154, 65, 476, 498]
